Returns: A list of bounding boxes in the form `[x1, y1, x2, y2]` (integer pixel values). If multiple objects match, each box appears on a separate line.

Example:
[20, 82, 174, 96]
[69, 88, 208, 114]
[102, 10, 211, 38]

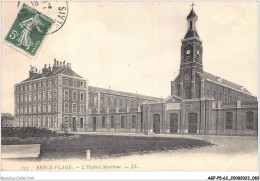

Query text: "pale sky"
[1, 1, 258, 114]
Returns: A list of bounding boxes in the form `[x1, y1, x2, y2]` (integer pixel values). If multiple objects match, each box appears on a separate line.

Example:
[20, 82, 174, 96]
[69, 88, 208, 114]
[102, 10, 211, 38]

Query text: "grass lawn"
[41, 135, 212, 160]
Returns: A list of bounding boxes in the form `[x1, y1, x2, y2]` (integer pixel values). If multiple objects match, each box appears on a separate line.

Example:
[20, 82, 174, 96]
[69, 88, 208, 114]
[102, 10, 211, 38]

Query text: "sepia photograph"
[1, 0, 259, 180]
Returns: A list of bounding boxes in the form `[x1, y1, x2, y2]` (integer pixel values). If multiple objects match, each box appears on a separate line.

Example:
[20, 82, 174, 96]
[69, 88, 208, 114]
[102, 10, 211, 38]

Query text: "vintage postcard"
[1, 1, 259, 180]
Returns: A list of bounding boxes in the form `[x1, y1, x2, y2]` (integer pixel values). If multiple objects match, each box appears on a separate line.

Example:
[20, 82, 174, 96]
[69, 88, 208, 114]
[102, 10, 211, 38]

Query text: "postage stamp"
[5, 4, 54, 56]
[17, 1, 68, 35]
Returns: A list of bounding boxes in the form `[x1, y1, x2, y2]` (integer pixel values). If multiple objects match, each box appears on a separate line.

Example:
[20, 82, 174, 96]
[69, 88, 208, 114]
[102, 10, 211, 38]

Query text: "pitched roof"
[200, 71, 253, 95]
[22, 66, 82, 82]
[89, 86, 162, 102]
[184, 29, 200, 39]
[187, 8, 198, 20]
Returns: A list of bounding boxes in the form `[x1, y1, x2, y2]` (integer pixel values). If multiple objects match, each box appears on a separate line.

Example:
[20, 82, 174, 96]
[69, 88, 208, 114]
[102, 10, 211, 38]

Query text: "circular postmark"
[17, 1, 68, 35]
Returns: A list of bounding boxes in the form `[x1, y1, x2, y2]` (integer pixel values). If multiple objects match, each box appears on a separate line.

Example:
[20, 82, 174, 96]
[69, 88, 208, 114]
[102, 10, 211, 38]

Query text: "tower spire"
[191, 2, 195, 9]
[183, 4, 200, 40]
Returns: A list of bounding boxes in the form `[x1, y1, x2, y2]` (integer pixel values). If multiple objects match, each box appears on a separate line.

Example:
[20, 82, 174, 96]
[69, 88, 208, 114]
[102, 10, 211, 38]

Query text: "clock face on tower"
[185, 49, 191, 62]
[185, 74, 191, 80]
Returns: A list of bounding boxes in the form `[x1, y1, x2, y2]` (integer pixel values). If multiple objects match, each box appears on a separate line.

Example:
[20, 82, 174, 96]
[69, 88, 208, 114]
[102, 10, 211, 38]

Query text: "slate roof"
[199, 71, 252, 95]
[187, 8, 198, 20]
[89, 86, 162, 102]
[184, 29, 200, 39]
[22, 66, 82, 82]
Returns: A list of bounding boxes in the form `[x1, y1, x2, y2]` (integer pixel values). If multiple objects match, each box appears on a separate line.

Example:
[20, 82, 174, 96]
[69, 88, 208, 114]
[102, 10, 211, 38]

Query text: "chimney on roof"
[53, 58, 60, 72]
[29, 65, 38, 78]
[49, 64, 51, 70]
[60, 61, 62, 66]
[42, 63, 50, 75]
[217, 77, 222, 83]
[63, 60, 65, 66]
[67, 63, 69, 67]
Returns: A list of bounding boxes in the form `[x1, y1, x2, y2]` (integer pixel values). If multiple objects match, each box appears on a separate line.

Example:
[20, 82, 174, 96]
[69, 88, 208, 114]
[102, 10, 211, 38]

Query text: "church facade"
[142, 8, 258, 136]
[14, 7, 258, 136]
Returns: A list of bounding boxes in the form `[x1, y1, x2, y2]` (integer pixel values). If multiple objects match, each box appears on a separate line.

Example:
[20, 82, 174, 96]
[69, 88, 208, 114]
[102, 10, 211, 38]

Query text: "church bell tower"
[172, 4, 203, 100]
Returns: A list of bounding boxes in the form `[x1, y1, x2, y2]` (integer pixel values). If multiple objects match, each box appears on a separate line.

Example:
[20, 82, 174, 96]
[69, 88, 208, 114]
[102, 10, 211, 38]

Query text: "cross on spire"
[191, 2, 195, 9]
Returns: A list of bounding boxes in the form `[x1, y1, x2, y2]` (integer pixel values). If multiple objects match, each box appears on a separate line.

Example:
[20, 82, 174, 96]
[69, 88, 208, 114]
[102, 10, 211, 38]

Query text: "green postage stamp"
[5, 4, 54, 56]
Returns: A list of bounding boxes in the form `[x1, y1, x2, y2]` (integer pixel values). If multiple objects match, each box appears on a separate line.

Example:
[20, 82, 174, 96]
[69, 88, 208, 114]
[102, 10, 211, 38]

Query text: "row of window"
[18, 103, 57, 114]
[64, 90, 84, 101]
[64, 78, 85, 88]
[17, 103, 85, 114]
[94, 95, 140, 107]
[225, 111, 255, 130]
[206, 89, 254, 103]
[16, 78, 85, 92]
[17, 90, 57, 103]
[16, 90, 85, 103]
[17, 116, 58, 128]
[16, 79, 57, 92]
[64, 103, 84, 113]
[92, 115, 137, 129]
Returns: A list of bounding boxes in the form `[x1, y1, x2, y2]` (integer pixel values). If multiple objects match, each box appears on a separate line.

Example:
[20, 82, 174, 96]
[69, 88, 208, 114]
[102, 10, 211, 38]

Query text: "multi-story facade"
[14, 7, 258, 136]
[14, 60, 88, 131]
[86, 86, 161, 132]
[143, 7, 258, 136]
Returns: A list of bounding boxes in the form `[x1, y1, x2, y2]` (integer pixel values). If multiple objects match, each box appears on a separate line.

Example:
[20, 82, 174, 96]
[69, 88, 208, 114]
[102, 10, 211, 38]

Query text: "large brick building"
[14, 7, 258, 136]
[14, 60, 88, 131]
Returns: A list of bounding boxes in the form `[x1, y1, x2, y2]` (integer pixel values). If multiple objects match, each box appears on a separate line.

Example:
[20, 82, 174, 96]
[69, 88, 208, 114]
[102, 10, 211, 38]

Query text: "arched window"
[73, 91, 77, 101]
[94, 95, 97, 106]
[111, 116, 115, 128]
[20, 117, 24, 127]
[64, 102, 69, 113]
[132, 115, 136, 128]
[48, 90, 52, 101]
[80, 117, 83, 128]
[48, 116, 52, 128]
[114, 99, 117, 107]
[54, 116, 57, 128]
[64, 90, 69, 101]
[43, 116, 46, 127]
[225, 112, 233, 129]
[102, 116, 105, 128]
[246, 112, 254, 129]
[29, 117, 32, 127]
[121, 116, 125, 128]
[33, 116, 37, 127]
[38, 116, 41, 127]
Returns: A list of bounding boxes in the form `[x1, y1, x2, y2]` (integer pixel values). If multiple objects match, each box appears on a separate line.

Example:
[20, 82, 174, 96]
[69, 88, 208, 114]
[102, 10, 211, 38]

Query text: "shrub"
[1, 127, 57, 138]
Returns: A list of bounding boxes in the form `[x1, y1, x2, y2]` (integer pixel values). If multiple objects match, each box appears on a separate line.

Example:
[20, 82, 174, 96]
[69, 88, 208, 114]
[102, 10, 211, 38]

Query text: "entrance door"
[93, 117, 96, 131]
[153, 114, 160, 134]
[188, 113, 197, 133]
[72, 117, 77, 131]
[170, 114, 178, 134]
